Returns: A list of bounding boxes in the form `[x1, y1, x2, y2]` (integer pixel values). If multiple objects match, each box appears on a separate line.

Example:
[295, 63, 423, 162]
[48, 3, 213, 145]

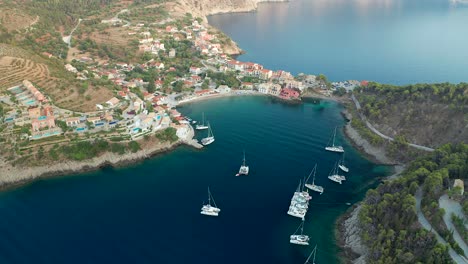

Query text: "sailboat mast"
[242, 150, 246, 166]
[313, 245, 317, 263]
[207, 187, 211, 206]
[332, 127, 337, 147]
[312, 164, 317, 185]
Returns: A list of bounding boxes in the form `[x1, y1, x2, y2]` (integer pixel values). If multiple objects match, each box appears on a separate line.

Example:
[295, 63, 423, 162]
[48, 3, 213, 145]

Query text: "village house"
[30, 105, 55, 132]
[190, 75, 202, 83]
[226, 60, 244, 71]
[23, 80, 46, 102]
[66, 117, 81, 127]
[189, 66, 203, 75]
[143, 92, 155, 102]
[241, 82, 254, 90]
[106, 97, 120, 108]
[260, 69, 273, 80]
[65, 64, 78, 73]
[87, 116, 101, 125]
[168, 49, 176, 58]
[280, 88, 301, 100]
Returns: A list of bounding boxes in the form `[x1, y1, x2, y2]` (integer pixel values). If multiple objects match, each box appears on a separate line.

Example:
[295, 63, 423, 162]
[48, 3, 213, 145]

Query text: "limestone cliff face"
[175, 0, 288, 18]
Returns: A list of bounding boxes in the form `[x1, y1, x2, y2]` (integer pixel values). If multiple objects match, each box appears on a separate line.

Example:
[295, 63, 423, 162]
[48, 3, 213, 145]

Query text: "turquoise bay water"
[0, 97, 390, 263]
[208, 0, 468, 84]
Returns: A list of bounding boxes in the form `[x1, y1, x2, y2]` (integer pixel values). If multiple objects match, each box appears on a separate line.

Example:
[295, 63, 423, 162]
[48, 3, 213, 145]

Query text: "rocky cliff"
[176, 0, 288, 18]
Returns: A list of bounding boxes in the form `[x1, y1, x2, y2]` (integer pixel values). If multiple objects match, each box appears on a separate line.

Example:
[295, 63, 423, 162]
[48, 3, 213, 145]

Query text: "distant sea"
[208, 0, 468, 85]
[0, 97, 390, 263]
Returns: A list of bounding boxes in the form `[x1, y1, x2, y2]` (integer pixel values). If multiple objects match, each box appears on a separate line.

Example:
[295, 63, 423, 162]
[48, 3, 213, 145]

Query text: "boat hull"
[201, 137, 215, 145]
[196, 126, 208, 130]
[328, 175, 343, 184]
[304, 184, 324, 194]
[339, 165, 349, 172]
[200, 211, 219, 216]
[325, 146, 344, 153]
[290, 235, 309, 246]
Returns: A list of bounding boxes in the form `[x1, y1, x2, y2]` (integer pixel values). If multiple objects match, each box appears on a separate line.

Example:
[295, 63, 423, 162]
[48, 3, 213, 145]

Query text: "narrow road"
[440, 194, 468, 255]
[351, 94, 435, 152]
[63, 18, 82, 47]
[415, 189, 468, 264]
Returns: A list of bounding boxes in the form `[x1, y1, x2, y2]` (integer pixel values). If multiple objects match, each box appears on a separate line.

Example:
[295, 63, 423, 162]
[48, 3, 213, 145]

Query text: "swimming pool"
[25, 100, 37, 105]
[8, 86, 24, 94]
[4, 117, 14, 122]
[76, 127, 86, 132]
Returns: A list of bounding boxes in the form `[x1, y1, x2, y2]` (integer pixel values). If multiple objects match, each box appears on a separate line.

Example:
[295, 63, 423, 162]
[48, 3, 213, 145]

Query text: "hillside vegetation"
[359, 143, 468, 264]
[354, 83, 468, 147]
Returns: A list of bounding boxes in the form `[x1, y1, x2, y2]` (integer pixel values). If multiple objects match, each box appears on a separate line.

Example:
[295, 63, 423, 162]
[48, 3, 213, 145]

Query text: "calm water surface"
[208, 0, 468, 84]
[0, 97, 390, 263]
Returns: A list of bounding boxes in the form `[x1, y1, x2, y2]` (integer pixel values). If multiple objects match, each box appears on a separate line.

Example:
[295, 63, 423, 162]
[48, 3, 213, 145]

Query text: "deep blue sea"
[208, 0, 468, 84]
[0, 97, 390, 263]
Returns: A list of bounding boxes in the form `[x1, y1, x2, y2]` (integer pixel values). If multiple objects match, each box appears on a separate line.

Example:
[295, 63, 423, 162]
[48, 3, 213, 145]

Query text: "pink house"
[280, 88, 301, 100]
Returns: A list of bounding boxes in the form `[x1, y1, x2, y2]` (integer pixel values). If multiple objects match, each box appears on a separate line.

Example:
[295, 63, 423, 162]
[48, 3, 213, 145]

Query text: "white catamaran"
[236, 151, 249, 176]
[305, 164, 324, 195]
[328, 162, 346, 184]
[287, 179, 311, 219]
[195, 112, 209, 130]
[200, 187, 221, 216]
[325, 127, 344, 153]
[304, 245, 318, 264]
[201, 122, 215, 146]
[338, 153, 349, 173]
[290, 219, 310, 246]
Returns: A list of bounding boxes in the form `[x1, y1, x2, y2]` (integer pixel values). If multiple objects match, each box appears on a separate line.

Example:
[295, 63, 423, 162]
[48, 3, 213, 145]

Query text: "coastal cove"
[0, 96, 391, 264]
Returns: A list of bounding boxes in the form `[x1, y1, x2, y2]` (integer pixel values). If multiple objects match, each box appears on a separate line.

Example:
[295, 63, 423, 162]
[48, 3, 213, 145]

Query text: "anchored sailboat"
[195, 112, 209, 130]
[305, 164, 324, 194]
[290, 219, 310, 246]
[325, 127, 344, 153]
[338, 153, 349, 173]
[287, 179, 311, 219]
[200, 187, 221, 216]
[236, 150, 249, 176]
[328, 162, 346, 184]
[201, 122, 215, 146]
[304, 245, 318, 264]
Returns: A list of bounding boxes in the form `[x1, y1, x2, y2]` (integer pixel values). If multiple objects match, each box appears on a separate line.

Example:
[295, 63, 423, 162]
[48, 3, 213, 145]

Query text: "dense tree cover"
[355, 82, 468, 120]
[207, 71, 240, 88]
[155, 127, 178, 143]
[359, 143, 468, 264]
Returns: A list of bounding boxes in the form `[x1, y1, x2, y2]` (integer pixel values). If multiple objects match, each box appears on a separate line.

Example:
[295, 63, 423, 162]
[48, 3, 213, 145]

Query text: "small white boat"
[195, 112, 209, 130]
[328, 162, 346, 184]
[236, 150, 249, 176]
[290, 219, 309, 246]
[200, 187, 221, 216]
[304, 244, 318, 264]
[304, 164, 324, 195]
[325, 127, 344, 153]
[201, 122, 215, 146]
[338, 153, 349, 173]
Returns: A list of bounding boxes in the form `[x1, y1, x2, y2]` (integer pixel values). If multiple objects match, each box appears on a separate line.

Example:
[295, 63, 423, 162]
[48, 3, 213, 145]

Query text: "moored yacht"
[328, 162, 346, 184]
[338, 153, 349, 172]
[195, 112, 209, 130]
[236, 150, 249, 176]
[201, 122, 215, 146]
[290, 219, 310, 246]
[287, 180, 311, 220]
[325, 127, 344, 153]
[200, 187, 221, 216]
[304, 164, 324, 194]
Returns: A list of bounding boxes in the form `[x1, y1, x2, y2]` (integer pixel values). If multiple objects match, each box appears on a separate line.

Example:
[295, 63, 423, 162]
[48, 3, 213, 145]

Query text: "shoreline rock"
[0, 140, 184, 191]
[337, 204, 369, 264]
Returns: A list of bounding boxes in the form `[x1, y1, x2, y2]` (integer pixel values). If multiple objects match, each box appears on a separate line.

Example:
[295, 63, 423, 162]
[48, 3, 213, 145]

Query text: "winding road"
[415, 189, 468, 264]
[351, 94, 435, 152]
[62, 18, 82, 47]
[440, 194, 468, 255]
